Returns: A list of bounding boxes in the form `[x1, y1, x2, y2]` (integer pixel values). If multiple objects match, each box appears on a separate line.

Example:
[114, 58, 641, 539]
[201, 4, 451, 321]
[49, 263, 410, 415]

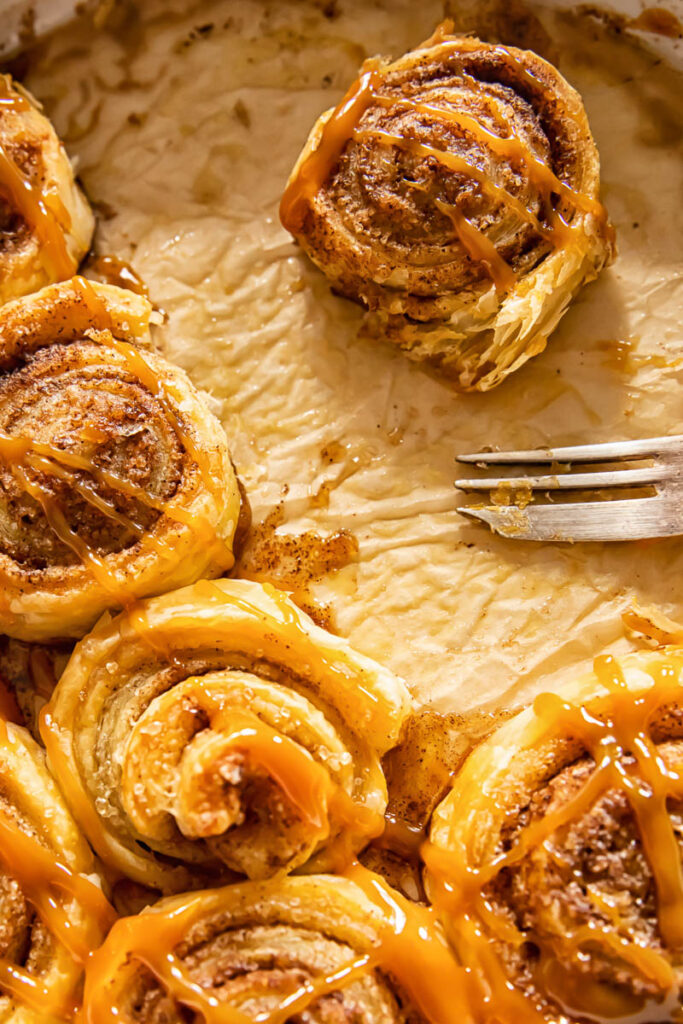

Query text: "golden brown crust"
[41, 579, 414, 893]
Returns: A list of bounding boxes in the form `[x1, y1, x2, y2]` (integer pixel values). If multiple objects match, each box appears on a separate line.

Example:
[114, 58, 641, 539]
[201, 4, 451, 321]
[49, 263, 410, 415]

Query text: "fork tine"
[454, 465, 669, 492]
[458, 497, 681, 542]
[457, 435, 683, 465]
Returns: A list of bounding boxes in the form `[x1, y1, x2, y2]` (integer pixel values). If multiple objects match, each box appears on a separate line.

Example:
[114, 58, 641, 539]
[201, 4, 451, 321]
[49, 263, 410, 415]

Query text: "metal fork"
[455, 435, 683, 542]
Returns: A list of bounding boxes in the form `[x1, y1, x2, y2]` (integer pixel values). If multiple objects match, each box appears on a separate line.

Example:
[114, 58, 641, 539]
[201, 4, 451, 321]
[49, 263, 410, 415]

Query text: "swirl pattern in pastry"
[81, 866, 468, 1024]
[40, 578, 414, 892]
[281, 26, 614, 390]
[0, 75, 93, 305]
[425, 649, 683, 1022]
[0, 714, 115, 1022]
[0, 277, 241, 642]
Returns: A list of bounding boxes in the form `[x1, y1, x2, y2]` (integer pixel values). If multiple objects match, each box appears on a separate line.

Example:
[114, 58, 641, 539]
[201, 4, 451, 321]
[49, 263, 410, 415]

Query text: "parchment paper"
[19, 0, 683, 713]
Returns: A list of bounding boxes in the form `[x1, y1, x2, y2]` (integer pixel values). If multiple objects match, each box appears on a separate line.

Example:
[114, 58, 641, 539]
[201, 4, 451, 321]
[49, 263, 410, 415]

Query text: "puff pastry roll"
[0, 715, 115, 1022]
[0, 75, 93, 305]
[281, 26, 614, 390]
[81, 868, 466, 1024]
[425, 649, 683, 1023]
[0, 277, 241, 642]
[41, 579, 414, 892]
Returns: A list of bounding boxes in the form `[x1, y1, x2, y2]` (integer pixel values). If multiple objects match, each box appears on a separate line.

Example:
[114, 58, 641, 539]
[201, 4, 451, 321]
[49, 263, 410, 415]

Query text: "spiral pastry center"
[124, 922, 403, 1024]
[332, 76, 556, 292]
[0, 338, 184, 569]
[427, 652, 683, 1023]
[283, 45, 608, 297]
[489, 747, 683, 1018]
[119, 669, 358, 880]
[42, 580, 409, 890]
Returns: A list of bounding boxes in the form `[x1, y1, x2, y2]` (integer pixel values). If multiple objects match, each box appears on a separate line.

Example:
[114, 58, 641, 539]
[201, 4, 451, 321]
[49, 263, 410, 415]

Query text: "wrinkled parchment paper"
[20, 0, 683, 713]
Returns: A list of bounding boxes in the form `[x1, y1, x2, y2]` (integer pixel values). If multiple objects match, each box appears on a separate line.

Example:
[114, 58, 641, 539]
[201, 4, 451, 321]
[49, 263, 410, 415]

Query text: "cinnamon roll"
[0, 277, 241, 642]
[425, 649, 683, 1022]
[81, 867, 467, 1024]
[0, 75, 93, 304]
[281, 25, 614, 391]
[40, 578, 414, 892]
[0, 714, 115, 1021]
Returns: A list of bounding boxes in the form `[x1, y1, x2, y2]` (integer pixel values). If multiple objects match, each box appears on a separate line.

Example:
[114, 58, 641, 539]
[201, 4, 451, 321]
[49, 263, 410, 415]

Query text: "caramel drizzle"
[0, 429, 163, 606]
[435, 197, 517, 293]
[0, 276, 234, 603]
[353, 126, 547, 234]
[370, 91, 605, 219]
[424, 652, 683, 1021]
[81, 863, 471, 1024]
[341, 861, 476, 1021]
[280, 68, 382, 233]
[10, 457, 134, 605]
[70, 278, 216, 495]
[403, 175, 516, 293]
[0, 77, 76, 279]
[0, 961, 77, 1019]
[120, 582, 385, 846]
[280, 39, 610, 293]
[126, 697, 343, 835]
[40, 579, 386, 883]
[194, 579, 384, 720]
[372, 89, 606, 242]
[88, 255, 150, 298]
[0, 83, 31, 112]
[0, 717, 117, 1017]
